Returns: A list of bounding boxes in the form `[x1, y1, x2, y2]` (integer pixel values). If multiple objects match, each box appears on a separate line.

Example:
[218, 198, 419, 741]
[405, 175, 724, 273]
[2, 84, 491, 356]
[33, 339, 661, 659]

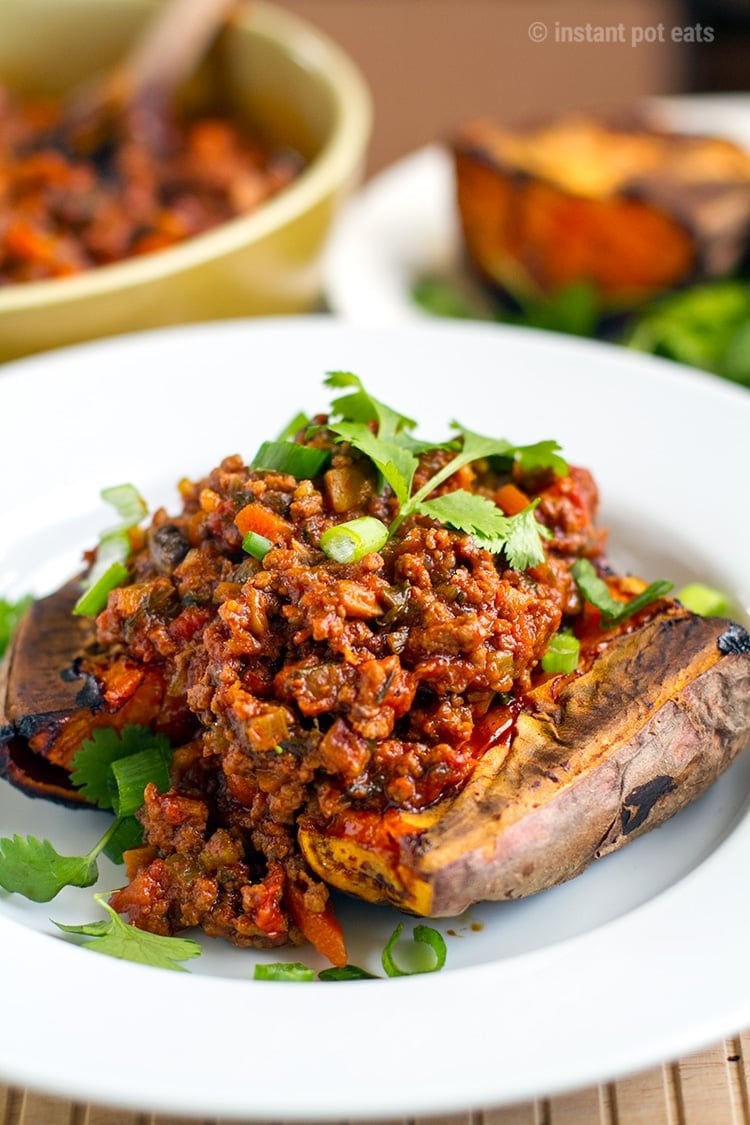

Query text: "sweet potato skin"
[0, 581, 97, 805]
[300, 612, 750, 915]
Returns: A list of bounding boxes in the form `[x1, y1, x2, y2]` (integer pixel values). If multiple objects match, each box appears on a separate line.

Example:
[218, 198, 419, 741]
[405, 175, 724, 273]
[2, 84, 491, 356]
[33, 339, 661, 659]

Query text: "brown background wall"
[281, 0, 687, 171]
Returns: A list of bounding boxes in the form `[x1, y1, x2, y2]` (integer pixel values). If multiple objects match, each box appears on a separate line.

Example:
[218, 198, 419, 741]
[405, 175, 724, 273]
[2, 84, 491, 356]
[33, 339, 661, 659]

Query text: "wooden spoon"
[59, 0, 241, 149]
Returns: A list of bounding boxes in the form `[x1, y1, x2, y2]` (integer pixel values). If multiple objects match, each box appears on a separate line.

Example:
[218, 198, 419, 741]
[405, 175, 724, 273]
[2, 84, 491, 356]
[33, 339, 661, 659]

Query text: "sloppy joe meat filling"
[76, 429, 610, 954]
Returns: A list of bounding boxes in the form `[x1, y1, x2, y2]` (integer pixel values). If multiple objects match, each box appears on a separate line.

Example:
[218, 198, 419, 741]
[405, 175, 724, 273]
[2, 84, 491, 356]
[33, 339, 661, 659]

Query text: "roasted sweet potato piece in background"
[453, 117, 750, 306]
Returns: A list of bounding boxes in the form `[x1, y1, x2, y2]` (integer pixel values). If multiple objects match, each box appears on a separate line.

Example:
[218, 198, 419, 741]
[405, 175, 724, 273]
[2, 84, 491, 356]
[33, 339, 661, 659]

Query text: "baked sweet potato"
[299, 610, 750, 915]
[453, 116, 750, 306]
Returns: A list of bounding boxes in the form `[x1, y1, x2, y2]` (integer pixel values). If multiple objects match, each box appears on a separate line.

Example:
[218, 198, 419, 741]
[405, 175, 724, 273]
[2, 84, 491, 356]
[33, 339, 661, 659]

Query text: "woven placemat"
[2, 1031, 749, 1125]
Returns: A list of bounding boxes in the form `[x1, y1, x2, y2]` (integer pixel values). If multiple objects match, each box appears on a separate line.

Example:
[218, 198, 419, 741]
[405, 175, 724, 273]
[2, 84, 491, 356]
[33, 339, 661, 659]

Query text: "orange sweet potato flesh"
[454, 117, 750, 306]
[299, 611, 750, 916]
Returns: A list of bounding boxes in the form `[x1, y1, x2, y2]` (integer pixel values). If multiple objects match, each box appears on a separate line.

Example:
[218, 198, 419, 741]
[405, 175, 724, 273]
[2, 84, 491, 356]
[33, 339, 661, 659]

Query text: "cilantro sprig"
[55, 894, 201, 972]
[0, 725, 171, 903]
[323, 374, 566, 571]
[0, 725, 193, 972]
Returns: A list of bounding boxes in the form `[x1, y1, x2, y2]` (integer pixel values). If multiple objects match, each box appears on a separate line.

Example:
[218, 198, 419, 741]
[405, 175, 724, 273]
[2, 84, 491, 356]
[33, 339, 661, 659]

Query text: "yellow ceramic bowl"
[0, 0, 372, 362]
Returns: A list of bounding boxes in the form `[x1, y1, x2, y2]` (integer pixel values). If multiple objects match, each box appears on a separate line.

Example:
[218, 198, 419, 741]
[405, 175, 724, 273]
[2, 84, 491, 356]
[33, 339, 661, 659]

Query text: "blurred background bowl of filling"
[0, 0, 372, 362]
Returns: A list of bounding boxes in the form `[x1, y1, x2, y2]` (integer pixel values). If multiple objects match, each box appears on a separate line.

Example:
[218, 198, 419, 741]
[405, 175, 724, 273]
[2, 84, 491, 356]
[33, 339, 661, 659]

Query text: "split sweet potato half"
[300, 610, 750, 914]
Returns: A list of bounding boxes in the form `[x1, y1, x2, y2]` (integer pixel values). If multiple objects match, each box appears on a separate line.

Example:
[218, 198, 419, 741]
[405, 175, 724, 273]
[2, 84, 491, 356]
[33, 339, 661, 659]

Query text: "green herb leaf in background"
[627, 281, 750, 387]
[509, 281, 602, 337]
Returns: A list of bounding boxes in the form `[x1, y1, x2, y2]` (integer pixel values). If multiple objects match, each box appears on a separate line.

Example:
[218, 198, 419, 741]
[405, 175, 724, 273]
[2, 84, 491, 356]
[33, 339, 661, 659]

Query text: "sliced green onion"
[541, 630, 580, 674]
[102, 815, 144, 864]
[254, 961, 315, 982]
[250, 441, 329, 479]
[72, 561, 129, 617]
[677, 582, 733, 618]
[318, 964, 377, 981]
[381, 922, 447, 977]
[109, 746, 172, 818]
[320, 517, 389, 564]
[276, 412, 310, 443]
[101, 483, 147, 527]
[242, 531, 272, 561]
[73, 529, 132, 617]
[572, 559, 672, 627]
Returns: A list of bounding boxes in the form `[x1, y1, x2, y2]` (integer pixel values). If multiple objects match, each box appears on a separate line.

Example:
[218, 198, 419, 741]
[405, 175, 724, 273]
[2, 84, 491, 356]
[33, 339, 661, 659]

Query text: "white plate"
[325, 95, 750, 324]
[0, 317, 749, 1120]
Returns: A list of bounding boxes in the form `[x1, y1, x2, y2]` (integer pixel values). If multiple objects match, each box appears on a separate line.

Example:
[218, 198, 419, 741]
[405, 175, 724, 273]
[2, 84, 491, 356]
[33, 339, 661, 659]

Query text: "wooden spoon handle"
[116, 0, 241, 102]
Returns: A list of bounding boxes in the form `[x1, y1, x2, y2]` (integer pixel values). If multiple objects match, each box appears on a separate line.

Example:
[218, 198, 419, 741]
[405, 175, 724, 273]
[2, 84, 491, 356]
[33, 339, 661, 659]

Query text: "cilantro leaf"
[70, 725, 172, 809]
[451, 425, 519, 465]
[510, 281, 601, 337]
[325, 371, 416, 439]
[453, 426, 568, 478]
[572, 559, 673, 626]
[0, 835, 98, 902]
[0, 594, 32, 658]
[420, 490, 509, 538]
[55, 894, 201, 972]
[329, 421, 418, 506]
[421, 492, 549, 569]
[514, 440, 568, 479]
[497, 502, 552, 570]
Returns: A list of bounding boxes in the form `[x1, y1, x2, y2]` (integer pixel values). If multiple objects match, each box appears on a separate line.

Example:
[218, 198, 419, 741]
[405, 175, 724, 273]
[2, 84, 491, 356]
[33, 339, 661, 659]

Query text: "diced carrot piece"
[235, 504, 292, 543]
[496, 483, 531, 516]
[286, 882, 348, 967]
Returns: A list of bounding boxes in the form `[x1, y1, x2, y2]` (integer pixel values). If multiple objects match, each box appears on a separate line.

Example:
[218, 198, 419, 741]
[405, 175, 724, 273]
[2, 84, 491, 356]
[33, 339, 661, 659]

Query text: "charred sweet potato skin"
[453, 118, 750, 305]
[300, 612, 750, 915]
[0, 580, 192, 805]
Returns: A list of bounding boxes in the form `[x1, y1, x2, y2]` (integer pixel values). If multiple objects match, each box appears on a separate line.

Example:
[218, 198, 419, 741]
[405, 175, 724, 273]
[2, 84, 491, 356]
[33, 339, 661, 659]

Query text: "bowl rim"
[0, 0, 373, 312]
